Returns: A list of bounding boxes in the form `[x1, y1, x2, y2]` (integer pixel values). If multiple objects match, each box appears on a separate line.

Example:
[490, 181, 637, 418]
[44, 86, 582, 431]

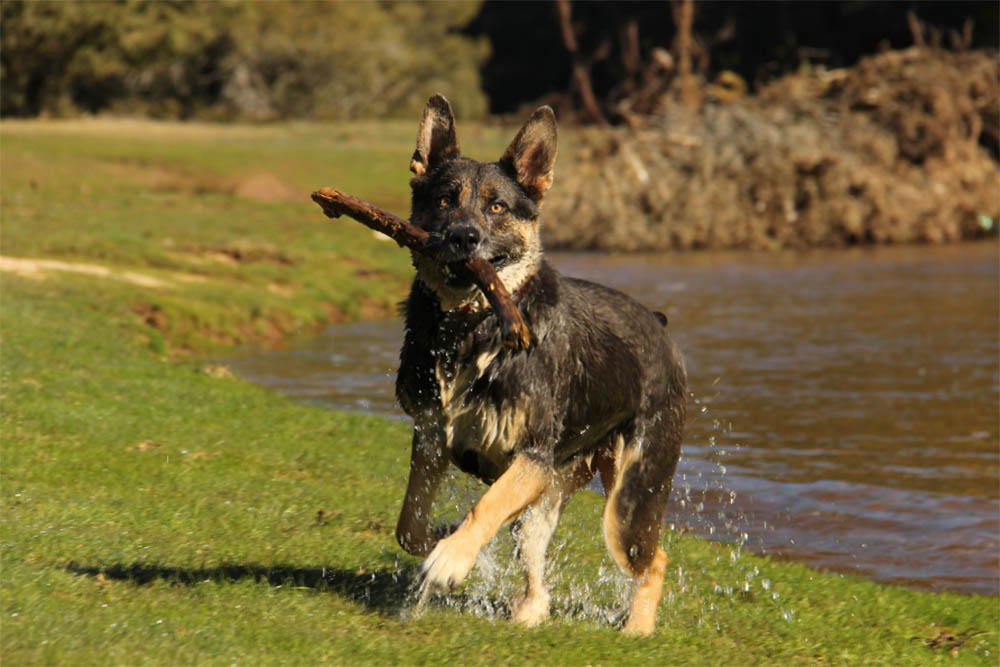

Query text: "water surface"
[224, 243, 999, 595]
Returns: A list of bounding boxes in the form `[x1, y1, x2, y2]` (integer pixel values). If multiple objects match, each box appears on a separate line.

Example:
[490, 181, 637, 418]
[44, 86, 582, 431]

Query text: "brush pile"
[545, 47, 999, 250]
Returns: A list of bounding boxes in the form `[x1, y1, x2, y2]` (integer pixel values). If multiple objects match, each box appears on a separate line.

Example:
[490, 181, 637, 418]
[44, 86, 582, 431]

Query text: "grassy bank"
[1, 118, 517, 353]
[2, 121, 996, 664]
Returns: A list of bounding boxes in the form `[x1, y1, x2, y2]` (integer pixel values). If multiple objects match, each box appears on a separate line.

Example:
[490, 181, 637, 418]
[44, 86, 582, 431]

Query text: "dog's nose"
[444, 225, 481, 256]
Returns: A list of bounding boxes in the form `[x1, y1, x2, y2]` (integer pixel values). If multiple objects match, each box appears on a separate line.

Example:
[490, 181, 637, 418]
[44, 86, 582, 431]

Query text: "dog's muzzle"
[430, 224, 482, 288]
[440, 224, 481, 263]
[426, 224, 512, 289]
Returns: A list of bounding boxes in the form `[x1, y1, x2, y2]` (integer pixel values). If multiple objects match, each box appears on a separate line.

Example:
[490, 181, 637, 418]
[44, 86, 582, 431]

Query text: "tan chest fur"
[433, 349, 526, 475]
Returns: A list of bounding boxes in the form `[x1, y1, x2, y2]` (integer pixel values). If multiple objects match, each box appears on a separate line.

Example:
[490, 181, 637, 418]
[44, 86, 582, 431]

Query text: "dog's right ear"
[410, 94, 460, 176]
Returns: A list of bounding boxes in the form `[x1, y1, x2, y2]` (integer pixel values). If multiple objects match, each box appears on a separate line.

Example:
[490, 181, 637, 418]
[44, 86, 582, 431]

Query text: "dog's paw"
[417, 531, 478, 593]
[512, 591, 551, 627]
[621, 613, 656, 636]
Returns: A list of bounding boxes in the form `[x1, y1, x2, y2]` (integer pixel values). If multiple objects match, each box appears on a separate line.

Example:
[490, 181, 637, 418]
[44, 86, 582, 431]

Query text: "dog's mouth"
[442, 254, 510, 288]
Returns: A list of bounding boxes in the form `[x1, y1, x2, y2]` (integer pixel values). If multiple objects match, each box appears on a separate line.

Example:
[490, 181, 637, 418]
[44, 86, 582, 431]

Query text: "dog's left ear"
[499, 106, 558, 202]
[410, 94, 460, 176]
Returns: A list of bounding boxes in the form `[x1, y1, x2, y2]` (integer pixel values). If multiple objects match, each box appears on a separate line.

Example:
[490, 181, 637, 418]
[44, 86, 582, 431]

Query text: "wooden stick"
[311, 187, 532, 350]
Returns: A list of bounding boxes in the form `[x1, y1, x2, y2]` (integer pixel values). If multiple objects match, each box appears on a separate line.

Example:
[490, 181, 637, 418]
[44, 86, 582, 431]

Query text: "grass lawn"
[2, 119, 996, 664]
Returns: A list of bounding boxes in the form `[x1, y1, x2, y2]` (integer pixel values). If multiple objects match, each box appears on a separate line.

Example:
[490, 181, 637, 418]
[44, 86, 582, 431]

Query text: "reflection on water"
[223, 243, 999, 595]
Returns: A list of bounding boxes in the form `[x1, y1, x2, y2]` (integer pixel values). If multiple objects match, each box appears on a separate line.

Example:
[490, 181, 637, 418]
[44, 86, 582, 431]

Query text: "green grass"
[1, 119, 515, 353]
[2, 120, 997, 665]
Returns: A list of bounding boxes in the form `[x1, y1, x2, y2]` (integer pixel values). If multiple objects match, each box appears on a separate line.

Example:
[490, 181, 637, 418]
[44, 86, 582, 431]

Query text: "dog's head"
[408, 94, 557, 311]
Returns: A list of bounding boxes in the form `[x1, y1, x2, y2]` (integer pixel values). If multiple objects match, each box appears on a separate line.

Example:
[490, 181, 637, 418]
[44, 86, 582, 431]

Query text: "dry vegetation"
[545, 47, 999, 251]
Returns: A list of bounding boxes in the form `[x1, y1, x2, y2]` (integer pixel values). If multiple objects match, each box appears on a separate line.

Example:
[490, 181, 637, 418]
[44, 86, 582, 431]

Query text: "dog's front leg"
[418, 455, 548, 592]
[396, 431, 450, 557]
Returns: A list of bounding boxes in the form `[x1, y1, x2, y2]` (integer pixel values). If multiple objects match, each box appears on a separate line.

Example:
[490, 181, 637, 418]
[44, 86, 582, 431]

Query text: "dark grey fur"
[394, 96, 687, 579]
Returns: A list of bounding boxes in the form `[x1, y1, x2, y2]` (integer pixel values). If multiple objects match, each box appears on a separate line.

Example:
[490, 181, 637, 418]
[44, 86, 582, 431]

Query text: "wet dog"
[394, 94, 686, 635]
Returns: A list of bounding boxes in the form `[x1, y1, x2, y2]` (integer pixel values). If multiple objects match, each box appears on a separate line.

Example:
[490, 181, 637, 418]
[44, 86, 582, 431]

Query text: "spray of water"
[400, 391, 795, 628]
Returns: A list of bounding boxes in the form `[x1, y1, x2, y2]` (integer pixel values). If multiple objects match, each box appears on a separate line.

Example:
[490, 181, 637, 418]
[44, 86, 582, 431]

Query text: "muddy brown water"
[223, 243, 999, 595]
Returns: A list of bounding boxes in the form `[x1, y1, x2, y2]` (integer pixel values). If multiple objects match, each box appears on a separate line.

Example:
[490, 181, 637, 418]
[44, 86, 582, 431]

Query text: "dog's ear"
[410, 94, 460, 176]
[499, 106, 558, 202]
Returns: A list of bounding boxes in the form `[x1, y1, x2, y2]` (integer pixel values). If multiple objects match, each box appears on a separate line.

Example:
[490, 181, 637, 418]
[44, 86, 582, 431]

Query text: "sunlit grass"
[1, 120, 996, 664]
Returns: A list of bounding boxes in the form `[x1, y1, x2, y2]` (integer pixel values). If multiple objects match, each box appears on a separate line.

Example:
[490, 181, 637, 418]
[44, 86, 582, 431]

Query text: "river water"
[223, 243, 999, 595]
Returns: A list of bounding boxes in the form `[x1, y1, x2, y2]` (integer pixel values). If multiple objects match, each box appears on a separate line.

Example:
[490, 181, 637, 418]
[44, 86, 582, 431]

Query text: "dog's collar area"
[424, 260, 541, 316]
[479, 268, 538, 303]
[512, 270, 540, 303]
[450, 270, 538, 315]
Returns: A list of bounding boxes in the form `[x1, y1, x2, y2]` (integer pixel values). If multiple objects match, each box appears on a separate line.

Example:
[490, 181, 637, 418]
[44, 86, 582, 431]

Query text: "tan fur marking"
[623, 547, 668, 636]
[419, 456, 549, 591]
[464, 456, 547, 537]
[601, 434, 633, 573]
[496, 223, 542, 296]
[435, 347, 530, 476]
[601, 436, 668, 636]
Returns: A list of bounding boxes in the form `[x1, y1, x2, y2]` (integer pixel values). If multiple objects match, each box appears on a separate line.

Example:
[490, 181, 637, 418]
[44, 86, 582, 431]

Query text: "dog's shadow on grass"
[67, 561, 628, 626]
[66, 562, 420, 616]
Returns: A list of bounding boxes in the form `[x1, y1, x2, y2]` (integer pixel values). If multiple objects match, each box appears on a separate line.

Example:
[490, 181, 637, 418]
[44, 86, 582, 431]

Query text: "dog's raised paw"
[417, 531, 478, 593]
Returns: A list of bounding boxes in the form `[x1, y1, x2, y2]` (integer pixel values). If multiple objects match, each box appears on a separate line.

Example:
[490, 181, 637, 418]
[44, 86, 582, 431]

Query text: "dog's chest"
[428, 342, 524, 481]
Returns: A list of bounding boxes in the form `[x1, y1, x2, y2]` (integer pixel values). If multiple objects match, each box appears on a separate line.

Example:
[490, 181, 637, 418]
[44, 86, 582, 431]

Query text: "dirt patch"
[105, 160, 229, 198]
[182, 241, 293, 266]
[266, 282, 296, 297]
[106, 160, 301, 204]
[131, 303, 169, 331]
[233, 173, 301, 203]
[0, 256, 171, 288]
[132, 440, 162, 452]
[545, 47, 999, 251]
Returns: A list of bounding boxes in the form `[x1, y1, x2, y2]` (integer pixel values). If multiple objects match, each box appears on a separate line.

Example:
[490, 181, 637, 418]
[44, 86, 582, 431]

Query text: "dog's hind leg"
[599, 430, 677, 636]
[511, 459, 593, 626]
[621, 545, 668, 636]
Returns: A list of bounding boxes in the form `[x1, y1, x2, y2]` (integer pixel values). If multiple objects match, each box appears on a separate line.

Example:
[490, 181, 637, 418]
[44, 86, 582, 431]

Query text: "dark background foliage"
[2, 1, 995, 122]
[467, 1, 997, 115]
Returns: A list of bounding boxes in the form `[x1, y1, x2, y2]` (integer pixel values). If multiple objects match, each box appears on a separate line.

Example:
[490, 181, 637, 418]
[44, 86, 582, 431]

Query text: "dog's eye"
[488, 202, 506, 215]
[438, 195, 451, 209]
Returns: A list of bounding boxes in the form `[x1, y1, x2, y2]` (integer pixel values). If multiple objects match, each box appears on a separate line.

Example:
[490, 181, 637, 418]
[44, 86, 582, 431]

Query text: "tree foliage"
[1, 0, 489, 120]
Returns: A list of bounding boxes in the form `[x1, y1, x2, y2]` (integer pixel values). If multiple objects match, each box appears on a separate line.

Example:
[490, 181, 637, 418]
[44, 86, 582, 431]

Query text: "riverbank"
[545, 47, 999, 251]
[2, 120, 996, 663]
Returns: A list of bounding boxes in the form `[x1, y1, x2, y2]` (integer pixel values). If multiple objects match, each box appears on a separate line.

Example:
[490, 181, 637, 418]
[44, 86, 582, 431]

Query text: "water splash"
[668, 391, 754, 548]
[404, 467, 638, 625]
[399, 389, 803, 627]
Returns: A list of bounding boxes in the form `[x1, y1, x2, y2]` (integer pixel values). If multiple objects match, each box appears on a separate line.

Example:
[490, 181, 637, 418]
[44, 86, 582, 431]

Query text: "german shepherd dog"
[395, 95, 686, 635]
